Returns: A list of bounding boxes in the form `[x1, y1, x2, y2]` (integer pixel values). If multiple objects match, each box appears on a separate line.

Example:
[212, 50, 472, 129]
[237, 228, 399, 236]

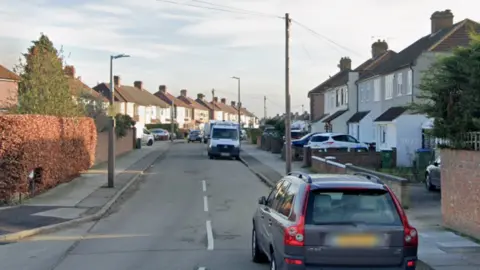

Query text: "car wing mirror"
[258, 196, 267, 205]
[433, 162, 439, 166]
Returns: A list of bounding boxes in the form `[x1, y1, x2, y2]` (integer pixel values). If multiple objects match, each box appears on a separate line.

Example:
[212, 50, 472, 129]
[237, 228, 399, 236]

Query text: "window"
[407, 70, 412, 95]
[310, 135, 329, 142]
[374, 79, 381, 101]
[379, 125, 387, 143]
[305, 189, 402, 225]
[266, 181, 284, 207]
[332, 135, 359, 143]
[385, 74, 394, 100]
[396, 73, 403, 96]
[360, 87, 364, 102]
[344, 88, 349, 104]
[270, 180, 290, 211]
[336, 89, 340, 107]
[211, 128, 238, 140]
[340, 88, 344, 105]
[278, 182, 297, 217]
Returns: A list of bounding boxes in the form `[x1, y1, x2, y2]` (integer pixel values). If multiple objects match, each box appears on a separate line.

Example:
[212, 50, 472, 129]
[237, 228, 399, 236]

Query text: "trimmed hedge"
[247, 128, 262, 144]
[0, 115, 97, 203]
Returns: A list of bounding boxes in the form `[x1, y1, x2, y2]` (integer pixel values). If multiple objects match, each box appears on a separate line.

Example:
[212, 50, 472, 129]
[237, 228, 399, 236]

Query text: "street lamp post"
[108, 54, 130, 188]
[231, 76, 241, 129]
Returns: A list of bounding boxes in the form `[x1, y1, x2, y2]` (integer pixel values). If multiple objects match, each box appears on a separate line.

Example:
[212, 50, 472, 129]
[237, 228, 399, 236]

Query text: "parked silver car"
[425, 156, 441, 191]
[252, 172, 418, 270]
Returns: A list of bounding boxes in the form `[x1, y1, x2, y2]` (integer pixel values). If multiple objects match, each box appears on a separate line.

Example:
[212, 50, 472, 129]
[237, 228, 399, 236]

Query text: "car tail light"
[285, 258, 303, 265]
[324, 141, 334, 144]
[284, 185, 310, 247]
[385, 186, 418, 247]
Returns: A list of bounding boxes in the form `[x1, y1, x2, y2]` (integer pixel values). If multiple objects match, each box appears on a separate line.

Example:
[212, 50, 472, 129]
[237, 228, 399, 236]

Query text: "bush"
[0, 115, 97, 203]
[145, 123, 178, 132]
[248, 128, 262, 144]
[115, 114, 135, 138]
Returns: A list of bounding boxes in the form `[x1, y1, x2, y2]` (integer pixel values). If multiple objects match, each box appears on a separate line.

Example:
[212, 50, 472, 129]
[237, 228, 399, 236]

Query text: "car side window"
[332, 135, 347, 142]
[346, 135, 359, 143]
[266, 180, 283, 207]
[278, 182, 297, 218]
[270, 180, 290, 211]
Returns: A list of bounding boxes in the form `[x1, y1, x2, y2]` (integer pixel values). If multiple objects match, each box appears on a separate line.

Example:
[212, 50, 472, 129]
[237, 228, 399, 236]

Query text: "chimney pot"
[371, 40, 389, 59]
[134, 81, 143, 90]
[180, 89, 187, 97]
[430, 9, 454, 34]
[114, 76, 120, 87]
[231, 101, 236, 107]
[64, 65, 75, 77]
[159, 85, 166, 93]
[213, 97, 218, 102]
[197, 93, 204, 99]
[337, 57, 352, 71]
[221, 98, 226, 104]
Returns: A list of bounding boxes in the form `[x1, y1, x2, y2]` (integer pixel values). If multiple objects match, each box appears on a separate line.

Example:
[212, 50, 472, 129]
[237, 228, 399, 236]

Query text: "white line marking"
[202, 180, 207, 192]
[203, 196, 209, 212]
[206, 220, 214, 250]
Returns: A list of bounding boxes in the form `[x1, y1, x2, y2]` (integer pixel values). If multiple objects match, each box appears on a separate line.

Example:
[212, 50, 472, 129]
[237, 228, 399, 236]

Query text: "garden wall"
[94, 129, 135, 165]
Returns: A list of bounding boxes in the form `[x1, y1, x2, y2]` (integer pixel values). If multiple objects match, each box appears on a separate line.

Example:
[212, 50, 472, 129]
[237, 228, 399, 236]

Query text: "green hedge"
[247, 128, 262, 144]
[145, 123, 178, 132]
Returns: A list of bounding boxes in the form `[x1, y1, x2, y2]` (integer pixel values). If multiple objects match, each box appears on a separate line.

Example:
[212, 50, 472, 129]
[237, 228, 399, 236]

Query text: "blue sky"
[0, 0, 477, 117]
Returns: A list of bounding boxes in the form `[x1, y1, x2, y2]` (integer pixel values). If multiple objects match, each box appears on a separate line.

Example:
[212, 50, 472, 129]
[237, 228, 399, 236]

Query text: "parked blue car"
[291, 132, 322, 147]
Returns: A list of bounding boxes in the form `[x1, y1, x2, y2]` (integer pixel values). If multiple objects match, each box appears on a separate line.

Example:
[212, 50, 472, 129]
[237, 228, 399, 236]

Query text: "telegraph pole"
[285, 13, 292, 174]
[301, 104, 304, 114]
[211, 88, 215, 119]
[170, 98, 174, 141]
[264, 95, 267, 120]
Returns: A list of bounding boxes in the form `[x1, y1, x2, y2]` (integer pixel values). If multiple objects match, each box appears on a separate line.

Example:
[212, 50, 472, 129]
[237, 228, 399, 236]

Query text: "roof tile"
[0, 65, 19, 81]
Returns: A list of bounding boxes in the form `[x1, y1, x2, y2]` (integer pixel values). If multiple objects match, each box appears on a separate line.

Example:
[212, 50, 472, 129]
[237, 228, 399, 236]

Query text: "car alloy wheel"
[270, 253, 276, 270]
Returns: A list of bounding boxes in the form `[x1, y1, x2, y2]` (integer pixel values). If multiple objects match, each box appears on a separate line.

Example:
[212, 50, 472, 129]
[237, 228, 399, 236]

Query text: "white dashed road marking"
[206, 220, 214, 250]
[203, 196, 209, 212]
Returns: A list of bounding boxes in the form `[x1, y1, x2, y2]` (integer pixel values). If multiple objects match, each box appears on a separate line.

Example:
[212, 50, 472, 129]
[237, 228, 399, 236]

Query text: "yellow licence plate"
[334, 234, 379, 247]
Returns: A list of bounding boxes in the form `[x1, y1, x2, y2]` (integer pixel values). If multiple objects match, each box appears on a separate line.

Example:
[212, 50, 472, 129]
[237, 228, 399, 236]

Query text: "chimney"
[221, 98, 226, 104]
[231, 101, 236, 107]
[371, 39, 388, 59]
[431, 9, 454, 34]
[114, 76, 120, 87]
[213, 97, 218, 102]
[197, 93, 204, 99]
[134, 81, 143, 90]
[159, 85, 166, 93]
[64, 65, 75, 77]
[337, 57, 351, 71]
[180, 89, 187, 97]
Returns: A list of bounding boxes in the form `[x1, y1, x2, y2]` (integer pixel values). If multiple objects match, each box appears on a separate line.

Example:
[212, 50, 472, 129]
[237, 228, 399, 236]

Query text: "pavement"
[0, 141, 271, 270]
[239, 143, 480, 270]
[0, 141, 171, 240]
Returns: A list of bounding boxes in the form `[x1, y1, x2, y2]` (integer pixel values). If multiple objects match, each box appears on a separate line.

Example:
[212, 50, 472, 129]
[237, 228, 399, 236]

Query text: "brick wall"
[0, 80, 17, 109]
[94, 129, 135, 165]
[310, 93, 325, 121]
[311, 148, 383, 169]
[441, 149, 480, 239]
[311, 156, 410, 208]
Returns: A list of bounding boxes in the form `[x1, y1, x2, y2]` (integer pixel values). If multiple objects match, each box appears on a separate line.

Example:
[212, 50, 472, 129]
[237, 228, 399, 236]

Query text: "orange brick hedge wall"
[0, 115, 97, 203]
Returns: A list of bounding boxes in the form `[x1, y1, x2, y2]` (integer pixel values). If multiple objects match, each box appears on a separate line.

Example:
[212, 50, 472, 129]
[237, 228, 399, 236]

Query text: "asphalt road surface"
[0, 142, 270, 270]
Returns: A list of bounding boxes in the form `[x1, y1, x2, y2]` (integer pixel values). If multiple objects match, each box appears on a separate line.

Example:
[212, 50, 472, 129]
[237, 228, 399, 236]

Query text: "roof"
[178, 95, 208, 110]
[0, 65, 19, 81]
[196, 98, 214, 110]
[93, 83, 168, 107]
[313, 113, 329, 122]
[347, 111, 370, 123]
[322, 109, 348, 123]
[67, 77, 108, 102]
[374, 106, 407, 122]
[212, 101, 237, 114]
[240, 107, 256, 117]
[360, 19, 480, 81]
[308, 69, 349, 96]
[154, 91, 192, 108]
[93, 83, 127, 103]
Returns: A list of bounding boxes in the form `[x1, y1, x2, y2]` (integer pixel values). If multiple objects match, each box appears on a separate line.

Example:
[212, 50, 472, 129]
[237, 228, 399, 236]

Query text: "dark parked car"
[188, 130, 202, 143]
[252, 172, 418, 270]
[425, 156, 441, 191]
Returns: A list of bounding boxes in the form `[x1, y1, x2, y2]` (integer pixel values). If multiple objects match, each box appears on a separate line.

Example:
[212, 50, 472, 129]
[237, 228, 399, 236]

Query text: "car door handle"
[260, 213, 264, 219]
[268, 219, 272, 226]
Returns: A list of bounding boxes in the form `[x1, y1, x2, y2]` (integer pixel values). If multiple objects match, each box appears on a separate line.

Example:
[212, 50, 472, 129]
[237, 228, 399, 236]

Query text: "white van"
[207, 122, 240, 159]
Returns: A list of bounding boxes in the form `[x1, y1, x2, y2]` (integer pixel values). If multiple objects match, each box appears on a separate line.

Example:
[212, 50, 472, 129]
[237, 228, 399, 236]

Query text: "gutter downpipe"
[409, 62, 414, 103]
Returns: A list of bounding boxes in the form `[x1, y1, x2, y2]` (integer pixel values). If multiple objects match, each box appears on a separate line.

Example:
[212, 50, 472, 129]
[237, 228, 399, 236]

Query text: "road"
[0, 142, 270, 270]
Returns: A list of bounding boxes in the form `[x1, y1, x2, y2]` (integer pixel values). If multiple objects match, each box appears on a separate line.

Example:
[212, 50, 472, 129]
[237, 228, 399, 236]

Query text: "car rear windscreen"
[305, 189, 402, 226]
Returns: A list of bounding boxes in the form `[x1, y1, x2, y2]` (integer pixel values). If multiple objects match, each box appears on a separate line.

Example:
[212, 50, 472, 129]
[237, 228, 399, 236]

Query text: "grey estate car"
[252, 172, 418, 270]
[425, 156, 441, 191]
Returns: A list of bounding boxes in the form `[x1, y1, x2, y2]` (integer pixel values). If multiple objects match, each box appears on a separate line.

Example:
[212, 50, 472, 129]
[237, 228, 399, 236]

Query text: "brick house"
[154, 85, 193, 128]
[0, 64, 20, 113]
[177, 89, 209, 128]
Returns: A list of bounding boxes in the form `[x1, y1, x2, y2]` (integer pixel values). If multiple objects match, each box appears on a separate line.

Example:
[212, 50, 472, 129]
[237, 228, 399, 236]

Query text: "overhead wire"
[189, 0, 283, 19]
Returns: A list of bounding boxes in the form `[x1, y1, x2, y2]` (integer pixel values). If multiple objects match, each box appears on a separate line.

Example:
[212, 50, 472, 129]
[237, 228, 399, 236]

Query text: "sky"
[0, 0, 478, 117]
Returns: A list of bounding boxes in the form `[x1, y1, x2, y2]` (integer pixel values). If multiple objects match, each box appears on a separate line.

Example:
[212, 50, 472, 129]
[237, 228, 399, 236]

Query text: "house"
[0, 64, 20, 112]
[154, 85, 193, 128]
[64, 66, 108, 104]
[308, 42, 395, 134]
[177, 89, 209, 129]
[355, 9, 480, 166]
[93, 76, 169, 124]
[211, 97, 237, 121]
[196, 93, 219, 120]
[229, 101, 258, 128]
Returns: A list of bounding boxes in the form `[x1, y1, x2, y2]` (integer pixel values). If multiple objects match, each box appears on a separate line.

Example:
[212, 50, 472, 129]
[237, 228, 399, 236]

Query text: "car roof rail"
[353, 172, 384, 185]
[288, 171, 312, 183]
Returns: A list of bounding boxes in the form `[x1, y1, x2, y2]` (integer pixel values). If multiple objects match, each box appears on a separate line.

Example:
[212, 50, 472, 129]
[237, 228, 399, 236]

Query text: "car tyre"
[269, 250, 277, 270]
[147, 140, 153, 146]
[425, 173, 435, 191]
[209, 155, 214, 160]
[252, 227, 267, 263]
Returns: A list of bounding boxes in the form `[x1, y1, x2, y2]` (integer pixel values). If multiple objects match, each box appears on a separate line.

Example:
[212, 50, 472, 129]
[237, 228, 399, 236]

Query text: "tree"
[411, 31, 480, 147]
[13, 34, 82, 117]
